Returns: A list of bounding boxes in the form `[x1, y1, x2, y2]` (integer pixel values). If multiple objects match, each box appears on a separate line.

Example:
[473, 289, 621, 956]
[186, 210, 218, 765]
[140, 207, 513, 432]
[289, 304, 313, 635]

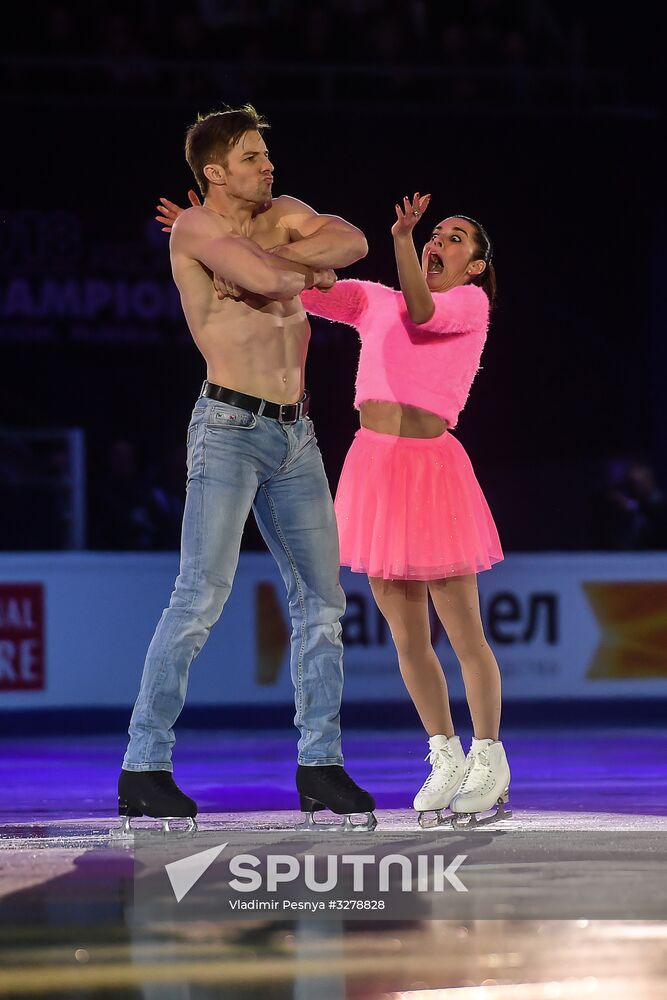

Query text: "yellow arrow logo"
[583, 581, 667, 679]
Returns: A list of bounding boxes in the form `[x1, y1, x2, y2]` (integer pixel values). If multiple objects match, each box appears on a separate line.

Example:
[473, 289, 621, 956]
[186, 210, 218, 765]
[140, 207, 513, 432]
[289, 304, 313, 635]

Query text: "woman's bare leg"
[369, 577, 454, 736]
[428, 574, 502, 740]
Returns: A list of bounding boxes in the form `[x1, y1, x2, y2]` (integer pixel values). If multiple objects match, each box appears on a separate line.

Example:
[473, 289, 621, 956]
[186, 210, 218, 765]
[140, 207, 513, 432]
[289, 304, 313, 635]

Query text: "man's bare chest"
[247, 217, 291, 252]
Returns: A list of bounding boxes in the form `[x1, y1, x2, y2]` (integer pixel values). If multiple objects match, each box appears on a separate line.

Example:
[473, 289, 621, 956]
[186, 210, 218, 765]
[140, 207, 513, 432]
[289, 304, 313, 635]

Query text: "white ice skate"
[413, 734, 466, 829]
[449, 738, 511, 828]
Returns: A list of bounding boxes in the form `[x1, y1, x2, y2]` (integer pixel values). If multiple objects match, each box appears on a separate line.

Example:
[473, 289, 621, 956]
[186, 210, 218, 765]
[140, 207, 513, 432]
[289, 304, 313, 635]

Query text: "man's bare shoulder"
[270, 194, 318, 223]
[171, 205, 233, 245]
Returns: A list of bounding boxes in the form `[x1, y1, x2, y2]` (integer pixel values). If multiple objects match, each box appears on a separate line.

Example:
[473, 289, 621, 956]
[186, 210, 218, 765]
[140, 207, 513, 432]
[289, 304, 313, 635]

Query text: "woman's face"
[421, 217, 486, 292]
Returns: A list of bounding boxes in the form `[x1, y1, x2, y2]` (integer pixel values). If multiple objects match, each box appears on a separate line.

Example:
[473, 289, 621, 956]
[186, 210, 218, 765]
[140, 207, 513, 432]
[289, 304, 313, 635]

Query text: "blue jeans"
[123, 395, 346, 771]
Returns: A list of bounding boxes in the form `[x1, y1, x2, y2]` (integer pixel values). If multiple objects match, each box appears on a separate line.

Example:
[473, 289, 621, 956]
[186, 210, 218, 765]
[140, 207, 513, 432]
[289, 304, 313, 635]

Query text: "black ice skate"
[110, 769, 198, 838]
[296, 765, 377, 832]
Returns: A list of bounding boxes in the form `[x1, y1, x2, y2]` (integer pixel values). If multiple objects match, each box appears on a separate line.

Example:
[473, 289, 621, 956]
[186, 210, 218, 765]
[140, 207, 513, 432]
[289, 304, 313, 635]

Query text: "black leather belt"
[201, 381, 310, 424]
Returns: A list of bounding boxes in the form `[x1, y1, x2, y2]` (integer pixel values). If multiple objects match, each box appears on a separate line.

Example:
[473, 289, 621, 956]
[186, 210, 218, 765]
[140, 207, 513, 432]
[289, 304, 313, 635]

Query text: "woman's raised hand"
[155, 189, 202, 232]
[391, 192, 431, 239]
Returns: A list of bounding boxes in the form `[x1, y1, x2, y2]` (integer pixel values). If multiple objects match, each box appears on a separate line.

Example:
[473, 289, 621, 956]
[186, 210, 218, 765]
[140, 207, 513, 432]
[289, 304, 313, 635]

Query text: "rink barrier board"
[1, 551, 667, 712]
[1, 697, 667, 736]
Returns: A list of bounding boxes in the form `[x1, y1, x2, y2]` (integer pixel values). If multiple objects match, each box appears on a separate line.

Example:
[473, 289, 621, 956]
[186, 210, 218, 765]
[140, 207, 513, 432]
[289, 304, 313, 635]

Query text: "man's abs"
[174, 256, 311, 404]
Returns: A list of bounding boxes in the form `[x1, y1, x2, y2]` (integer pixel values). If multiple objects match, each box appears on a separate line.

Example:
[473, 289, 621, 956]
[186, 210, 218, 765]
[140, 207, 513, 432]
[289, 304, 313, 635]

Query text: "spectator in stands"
[89, 440, 156, 550]
[594, 457, 667, 550]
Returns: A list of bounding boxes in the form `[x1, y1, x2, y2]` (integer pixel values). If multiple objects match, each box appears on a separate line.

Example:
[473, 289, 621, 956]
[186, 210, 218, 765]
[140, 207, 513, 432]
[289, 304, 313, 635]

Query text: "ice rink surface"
[1, 727, 666, 997]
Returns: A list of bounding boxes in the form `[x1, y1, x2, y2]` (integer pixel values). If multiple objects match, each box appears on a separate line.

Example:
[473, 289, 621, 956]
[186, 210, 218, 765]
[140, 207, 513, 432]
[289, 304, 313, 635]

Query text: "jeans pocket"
[186, 420, 202, 474]
[206, 405, 257, 430]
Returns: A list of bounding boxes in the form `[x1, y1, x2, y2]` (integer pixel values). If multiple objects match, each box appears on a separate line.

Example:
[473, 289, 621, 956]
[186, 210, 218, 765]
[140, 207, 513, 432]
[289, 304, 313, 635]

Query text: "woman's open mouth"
[427, 251, 444, 274]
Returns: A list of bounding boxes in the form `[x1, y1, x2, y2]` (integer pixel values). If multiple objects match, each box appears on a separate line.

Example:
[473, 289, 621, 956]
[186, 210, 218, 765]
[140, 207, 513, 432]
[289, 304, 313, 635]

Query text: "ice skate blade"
[417, 808, 453, 830]
[296, 811, 378, 833]
[109, 815, 198, 840]
[450, 794, 512, 830]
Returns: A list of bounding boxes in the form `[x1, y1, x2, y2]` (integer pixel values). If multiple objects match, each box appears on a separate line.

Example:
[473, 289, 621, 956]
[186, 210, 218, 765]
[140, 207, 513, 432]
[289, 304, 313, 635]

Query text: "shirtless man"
[115, 105, 377, 834]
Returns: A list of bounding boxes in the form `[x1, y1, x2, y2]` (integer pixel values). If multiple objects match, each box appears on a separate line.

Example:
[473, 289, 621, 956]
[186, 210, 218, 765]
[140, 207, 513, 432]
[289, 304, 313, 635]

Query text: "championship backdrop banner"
[1, 552, 667, 710]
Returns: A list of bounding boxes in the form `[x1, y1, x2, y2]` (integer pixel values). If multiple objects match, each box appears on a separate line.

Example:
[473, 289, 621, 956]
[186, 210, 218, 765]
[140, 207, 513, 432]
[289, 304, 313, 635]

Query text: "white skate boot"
[413, 734, 466, 829]
[450, 738, 511, 828]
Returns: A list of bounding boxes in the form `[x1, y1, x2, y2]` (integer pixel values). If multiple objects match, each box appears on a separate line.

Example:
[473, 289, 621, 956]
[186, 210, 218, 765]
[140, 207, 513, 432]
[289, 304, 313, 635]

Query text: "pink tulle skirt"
[334, 427, 503, 581]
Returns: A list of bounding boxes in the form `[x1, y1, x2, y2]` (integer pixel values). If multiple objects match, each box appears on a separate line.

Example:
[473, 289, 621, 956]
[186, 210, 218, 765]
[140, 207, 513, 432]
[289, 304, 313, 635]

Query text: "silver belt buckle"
[278, 401, 300, 424]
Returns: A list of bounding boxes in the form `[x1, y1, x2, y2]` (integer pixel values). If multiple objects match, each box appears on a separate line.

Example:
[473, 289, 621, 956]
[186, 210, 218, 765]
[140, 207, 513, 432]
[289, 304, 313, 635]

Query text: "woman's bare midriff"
[360, 400, 448, 439]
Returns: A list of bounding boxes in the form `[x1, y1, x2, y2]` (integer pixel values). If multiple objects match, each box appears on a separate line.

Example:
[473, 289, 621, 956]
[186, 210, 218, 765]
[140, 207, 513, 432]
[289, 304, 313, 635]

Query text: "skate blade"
[417, 808, 453, 830]
[109, 815, 198, 840]
[451, 793, 511, 830]
[296, 811, 378, 833]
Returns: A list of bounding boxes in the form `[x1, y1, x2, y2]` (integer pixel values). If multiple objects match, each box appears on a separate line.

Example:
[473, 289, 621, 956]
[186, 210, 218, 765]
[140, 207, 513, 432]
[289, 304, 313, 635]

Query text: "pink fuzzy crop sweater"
[301, 280, 490, 428]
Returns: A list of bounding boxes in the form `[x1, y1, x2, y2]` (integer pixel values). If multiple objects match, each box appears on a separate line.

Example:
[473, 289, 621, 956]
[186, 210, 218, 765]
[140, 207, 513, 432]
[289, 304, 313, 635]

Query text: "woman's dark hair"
[452, 214, 497, 309]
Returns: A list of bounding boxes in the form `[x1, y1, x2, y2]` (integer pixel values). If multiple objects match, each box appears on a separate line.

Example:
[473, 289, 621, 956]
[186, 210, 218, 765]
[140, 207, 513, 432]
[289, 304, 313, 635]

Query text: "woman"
[300, 193, 509, 829]
[157, 191, 509, 828]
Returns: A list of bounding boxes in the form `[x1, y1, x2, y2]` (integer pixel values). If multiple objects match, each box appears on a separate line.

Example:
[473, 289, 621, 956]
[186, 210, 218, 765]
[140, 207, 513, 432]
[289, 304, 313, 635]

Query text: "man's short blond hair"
[185, 104, 269, 195]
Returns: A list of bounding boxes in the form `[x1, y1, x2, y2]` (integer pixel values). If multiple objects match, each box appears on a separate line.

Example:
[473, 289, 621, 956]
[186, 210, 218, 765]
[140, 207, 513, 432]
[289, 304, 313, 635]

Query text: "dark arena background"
[1, 3, 666, 998]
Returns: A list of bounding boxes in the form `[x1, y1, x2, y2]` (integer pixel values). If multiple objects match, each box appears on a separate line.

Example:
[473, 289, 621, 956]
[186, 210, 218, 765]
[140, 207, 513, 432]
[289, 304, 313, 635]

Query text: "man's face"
[222, 130, 274, 204]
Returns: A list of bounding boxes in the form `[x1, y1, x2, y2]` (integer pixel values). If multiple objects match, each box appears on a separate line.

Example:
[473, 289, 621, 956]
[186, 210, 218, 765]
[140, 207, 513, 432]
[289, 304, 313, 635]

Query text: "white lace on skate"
[457, 747, 494, 796]
[414, 744, 465, 827]
[421, 746, 460, 792]
[450, 744, 512, 828]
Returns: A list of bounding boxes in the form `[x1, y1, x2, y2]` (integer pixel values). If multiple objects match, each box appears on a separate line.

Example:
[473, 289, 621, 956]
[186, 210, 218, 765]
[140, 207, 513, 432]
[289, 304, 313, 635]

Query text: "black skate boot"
[296, 765, 377, 832]
[110, 769, 198, 838]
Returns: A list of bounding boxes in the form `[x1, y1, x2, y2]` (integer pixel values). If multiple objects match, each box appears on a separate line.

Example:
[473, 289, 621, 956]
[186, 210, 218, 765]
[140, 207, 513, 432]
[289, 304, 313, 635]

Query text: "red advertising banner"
[0, 583, 45, 691]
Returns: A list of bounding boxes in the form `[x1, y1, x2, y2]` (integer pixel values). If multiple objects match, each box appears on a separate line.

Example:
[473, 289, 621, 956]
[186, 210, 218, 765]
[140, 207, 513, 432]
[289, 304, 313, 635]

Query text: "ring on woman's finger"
[413, 211, 421, 218]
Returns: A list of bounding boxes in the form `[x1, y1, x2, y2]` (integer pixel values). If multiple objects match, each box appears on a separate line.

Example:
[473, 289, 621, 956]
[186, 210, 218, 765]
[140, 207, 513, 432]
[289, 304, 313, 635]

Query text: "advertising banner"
[1, 552, 666, 711]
